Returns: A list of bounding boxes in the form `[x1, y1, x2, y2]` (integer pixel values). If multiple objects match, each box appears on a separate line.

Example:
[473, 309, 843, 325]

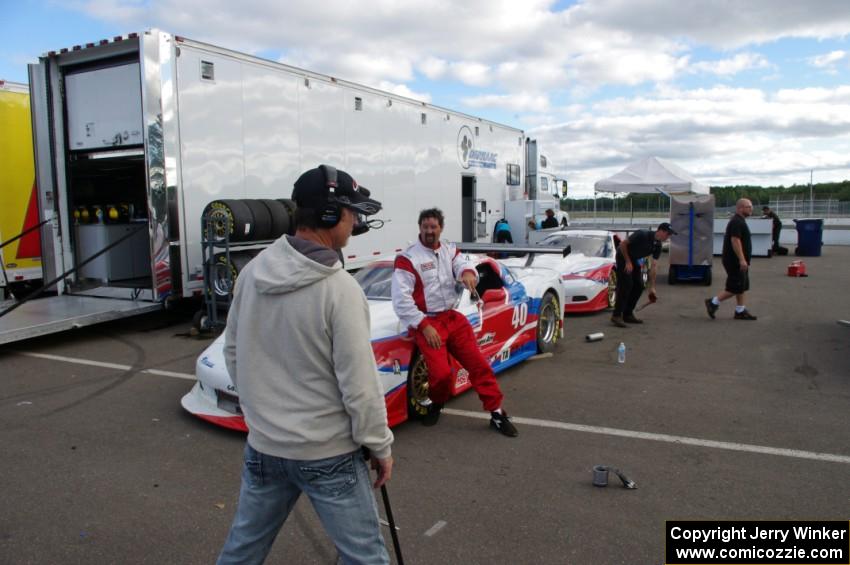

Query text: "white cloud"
[462, 92, 550, 113]
[64, 0, 850, 95]
[809, 50, 847, 68]
[56, 0, 850, 193]
[418, 57, 448, 80]
[807, 50, 848, 75]
[689, 53, 771, 76]
[564, 0, 850, 50]
[531, 84, 850, 195]
[376, 81, 432, 103]
[448, 61, 491, 87]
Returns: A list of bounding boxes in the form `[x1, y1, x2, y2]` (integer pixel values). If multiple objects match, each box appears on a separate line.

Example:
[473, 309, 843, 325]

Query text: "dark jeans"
[613, 259, 644, 317]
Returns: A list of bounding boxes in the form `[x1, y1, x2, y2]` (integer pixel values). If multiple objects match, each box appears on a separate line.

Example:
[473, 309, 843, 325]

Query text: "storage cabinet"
[75, 224, 151, 282]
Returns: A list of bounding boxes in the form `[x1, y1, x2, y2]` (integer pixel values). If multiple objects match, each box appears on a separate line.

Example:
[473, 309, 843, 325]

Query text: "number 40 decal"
[511, 302, 528, 328]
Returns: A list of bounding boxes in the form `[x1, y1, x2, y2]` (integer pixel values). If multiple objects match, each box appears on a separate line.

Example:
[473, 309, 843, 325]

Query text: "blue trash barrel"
[793, 219, 824, 256]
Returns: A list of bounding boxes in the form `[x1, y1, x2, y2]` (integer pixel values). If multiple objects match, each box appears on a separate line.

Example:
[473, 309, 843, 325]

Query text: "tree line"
[562, 180, 850, 211]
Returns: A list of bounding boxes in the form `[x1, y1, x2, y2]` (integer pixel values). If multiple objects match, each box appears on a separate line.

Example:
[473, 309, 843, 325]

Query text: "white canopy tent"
[591, 156, 709, 221]
[594, 156, 709, 195]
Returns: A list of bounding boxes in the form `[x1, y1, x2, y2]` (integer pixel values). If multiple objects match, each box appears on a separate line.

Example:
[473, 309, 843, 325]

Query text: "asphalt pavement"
[1, 247, 848, 564]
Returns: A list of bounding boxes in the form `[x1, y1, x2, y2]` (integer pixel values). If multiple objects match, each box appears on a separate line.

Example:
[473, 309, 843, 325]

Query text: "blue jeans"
[217, 444, 389, 565]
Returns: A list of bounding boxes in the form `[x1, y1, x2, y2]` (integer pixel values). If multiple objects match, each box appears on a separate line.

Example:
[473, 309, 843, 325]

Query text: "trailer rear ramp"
[0, 295, 161, 345]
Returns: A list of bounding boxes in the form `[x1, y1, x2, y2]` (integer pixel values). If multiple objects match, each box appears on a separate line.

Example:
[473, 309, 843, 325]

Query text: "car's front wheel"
[536, 292, 560, 353]
[407, 352, 431, 420]
[607, 270, 617, 309]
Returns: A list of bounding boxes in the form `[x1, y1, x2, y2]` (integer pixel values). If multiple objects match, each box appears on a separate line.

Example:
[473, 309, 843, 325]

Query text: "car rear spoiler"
[455, 243, 571, 267]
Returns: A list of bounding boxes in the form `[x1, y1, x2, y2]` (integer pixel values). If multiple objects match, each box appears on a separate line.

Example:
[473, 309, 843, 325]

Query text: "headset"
[318, 164, 343, 228]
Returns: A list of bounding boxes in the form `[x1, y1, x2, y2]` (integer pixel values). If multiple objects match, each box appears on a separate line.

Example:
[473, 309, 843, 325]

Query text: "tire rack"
[198, 211, 273, 332]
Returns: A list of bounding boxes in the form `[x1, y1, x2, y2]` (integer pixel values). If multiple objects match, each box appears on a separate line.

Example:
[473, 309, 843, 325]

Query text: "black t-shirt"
[541, 216, 558, 229]
[722, 214, 752, 266]
[764, 211, 781, 236]
[616, 229, 661, 265]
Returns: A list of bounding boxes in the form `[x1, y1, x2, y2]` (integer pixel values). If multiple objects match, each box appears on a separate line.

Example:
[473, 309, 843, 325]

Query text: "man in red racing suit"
[391, 208, 518, 437]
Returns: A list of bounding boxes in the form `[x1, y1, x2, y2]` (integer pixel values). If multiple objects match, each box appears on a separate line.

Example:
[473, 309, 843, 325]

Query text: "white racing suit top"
[391, 238, 478, 331]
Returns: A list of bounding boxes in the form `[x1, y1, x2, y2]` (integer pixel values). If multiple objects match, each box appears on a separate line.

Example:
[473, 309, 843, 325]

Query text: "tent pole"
[593, 190, 597, 225]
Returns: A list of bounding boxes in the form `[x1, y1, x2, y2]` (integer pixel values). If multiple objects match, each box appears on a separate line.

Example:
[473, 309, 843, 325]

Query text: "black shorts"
[724, 267, 750, 294]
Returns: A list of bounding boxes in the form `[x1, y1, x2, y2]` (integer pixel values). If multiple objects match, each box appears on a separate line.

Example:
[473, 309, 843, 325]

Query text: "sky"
[3, 0, 850, 197]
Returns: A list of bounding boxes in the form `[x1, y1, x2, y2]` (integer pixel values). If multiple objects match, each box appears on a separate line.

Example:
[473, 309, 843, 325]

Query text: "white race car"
[501, 230, 619, 313]
[181, 254, 564, 430]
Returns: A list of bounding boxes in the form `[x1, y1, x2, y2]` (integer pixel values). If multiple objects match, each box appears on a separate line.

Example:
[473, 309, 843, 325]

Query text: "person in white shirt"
[391, 207, 518, 437]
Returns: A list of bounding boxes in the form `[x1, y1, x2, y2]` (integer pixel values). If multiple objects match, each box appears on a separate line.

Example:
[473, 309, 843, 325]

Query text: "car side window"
[476, 264, 503, 296]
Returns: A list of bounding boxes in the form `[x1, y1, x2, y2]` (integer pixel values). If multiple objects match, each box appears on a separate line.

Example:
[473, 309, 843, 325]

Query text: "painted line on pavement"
[15, 352, 850, 465]
[424, 520, 447, 537]
[443, 408, 850, 465]
[17, 351, 196, 381]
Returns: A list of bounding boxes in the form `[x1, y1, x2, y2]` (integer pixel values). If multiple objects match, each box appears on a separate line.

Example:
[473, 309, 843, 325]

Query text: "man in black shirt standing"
[761, 205, 782, 252]
[541, 209, 559, 229]
[705, 198, 757, 320]
[611, 223, 676, 327]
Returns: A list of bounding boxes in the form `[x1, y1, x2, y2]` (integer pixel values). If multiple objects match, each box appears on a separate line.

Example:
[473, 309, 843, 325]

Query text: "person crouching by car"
[610, 223, 676, 328]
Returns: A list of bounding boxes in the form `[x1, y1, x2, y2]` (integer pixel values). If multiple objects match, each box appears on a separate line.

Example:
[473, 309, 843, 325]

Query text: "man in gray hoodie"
[217, 165, 394, 565]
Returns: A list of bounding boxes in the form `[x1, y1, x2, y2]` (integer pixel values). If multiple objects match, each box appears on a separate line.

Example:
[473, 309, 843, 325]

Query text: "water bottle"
[617, 342, 626, 364]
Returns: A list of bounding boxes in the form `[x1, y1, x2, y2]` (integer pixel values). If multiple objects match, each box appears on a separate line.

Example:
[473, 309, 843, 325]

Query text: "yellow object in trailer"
[0, 80, 42, 296]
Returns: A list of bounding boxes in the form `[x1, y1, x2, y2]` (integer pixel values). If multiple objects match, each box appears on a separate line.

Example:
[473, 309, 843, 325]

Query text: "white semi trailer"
[0, 29, 529, 344]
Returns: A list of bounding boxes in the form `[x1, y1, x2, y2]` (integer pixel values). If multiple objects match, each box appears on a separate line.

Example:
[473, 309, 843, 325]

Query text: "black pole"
[0, 219, 49, 250]
[380, 484, 404, 565]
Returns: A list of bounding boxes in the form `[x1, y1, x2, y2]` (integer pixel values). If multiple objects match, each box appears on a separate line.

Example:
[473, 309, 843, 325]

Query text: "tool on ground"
[585, 332, 605, 342]
[592, 465, 637, 489]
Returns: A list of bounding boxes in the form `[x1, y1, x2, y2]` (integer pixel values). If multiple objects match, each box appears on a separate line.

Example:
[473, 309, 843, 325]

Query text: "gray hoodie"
[224, 235, 393, 460]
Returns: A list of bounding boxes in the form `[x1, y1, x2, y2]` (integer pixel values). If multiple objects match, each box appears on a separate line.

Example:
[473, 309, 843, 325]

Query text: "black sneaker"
[704, 298, 719, 319]
[623, 314, 643, 324]
[421, 402, 443, 427]
[490, 411, 518, 437]
[610, 315, 628, 328]
[734, 310, 757, 320]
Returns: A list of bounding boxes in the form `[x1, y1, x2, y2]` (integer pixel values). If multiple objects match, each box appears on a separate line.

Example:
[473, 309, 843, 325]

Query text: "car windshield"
[353, 263, 393, 299]
[539, 234, 609, 257]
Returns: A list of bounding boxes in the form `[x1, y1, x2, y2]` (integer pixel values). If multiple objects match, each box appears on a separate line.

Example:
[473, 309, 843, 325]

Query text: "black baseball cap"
[292, 165, 382, 216]
[657, 222, 678, 235]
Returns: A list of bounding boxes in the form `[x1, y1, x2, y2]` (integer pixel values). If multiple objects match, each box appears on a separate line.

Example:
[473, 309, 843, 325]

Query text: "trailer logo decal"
[457, 126, 497, 169]
[458, 126, 474, 169]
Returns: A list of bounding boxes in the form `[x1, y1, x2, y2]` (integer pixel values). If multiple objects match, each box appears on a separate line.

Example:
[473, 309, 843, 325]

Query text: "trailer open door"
[462, 175, 477, 242]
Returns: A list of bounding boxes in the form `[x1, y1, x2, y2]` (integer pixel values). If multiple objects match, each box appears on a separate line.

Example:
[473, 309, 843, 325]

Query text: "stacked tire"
[202, 198, 297, 299]
[210, 250, 259, 298]
[202, 198, 297, 242]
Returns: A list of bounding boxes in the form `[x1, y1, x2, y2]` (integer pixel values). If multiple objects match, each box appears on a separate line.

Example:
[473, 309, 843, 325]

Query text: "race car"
[500, 230, 619, 313]
[181, 254, 564, 431]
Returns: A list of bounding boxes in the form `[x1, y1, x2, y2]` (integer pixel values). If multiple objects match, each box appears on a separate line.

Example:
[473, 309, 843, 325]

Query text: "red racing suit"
[391, 238, 503, 411]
